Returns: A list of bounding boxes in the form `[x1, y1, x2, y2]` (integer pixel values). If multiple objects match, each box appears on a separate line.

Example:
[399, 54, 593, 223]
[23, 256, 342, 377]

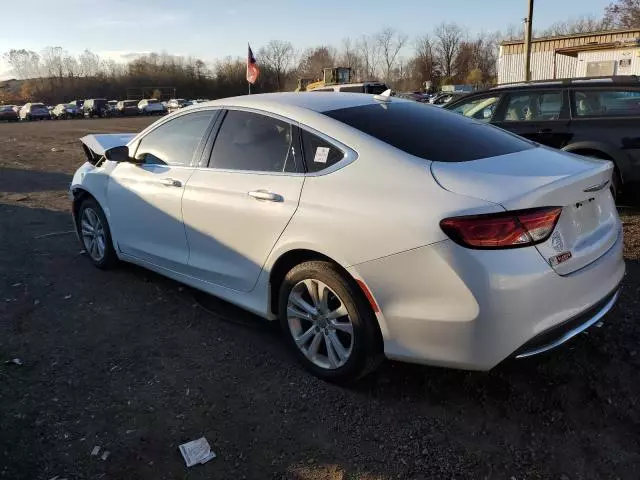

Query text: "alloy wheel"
[287, 279, 354, 370]
[81, 207, 106, 262]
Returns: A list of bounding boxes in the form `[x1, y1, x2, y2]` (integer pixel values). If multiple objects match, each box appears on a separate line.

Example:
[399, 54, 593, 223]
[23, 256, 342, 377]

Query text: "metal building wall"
[575, 48, 640, 76]
[497, 50, 576, 84]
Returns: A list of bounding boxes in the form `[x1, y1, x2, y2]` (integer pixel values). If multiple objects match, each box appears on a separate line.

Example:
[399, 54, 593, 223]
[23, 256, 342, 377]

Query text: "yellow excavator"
[295, 67, 352, 92]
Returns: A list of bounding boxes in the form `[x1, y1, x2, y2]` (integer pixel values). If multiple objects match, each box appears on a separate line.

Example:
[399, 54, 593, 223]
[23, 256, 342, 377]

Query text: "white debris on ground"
[179, 437, 216, 467]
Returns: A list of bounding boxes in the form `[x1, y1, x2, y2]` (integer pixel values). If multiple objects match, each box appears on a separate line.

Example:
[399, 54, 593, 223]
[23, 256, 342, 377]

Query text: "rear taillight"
[440, 207, 562, 249]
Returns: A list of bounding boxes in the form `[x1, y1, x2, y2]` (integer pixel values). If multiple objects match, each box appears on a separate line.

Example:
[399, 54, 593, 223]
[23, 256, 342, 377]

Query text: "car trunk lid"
[431, 147, 620, 275]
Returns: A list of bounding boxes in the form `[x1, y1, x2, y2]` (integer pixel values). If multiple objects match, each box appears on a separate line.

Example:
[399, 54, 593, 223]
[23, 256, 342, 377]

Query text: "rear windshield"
[124, 100, 137, 106]
[31, 103, 45, 108]
[323, 101, 534, 162]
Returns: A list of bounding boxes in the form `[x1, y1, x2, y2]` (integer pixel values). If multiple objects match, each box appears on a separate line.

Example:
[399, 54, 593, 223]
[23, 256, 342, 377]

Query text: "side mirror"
[104, 145, 131, 163]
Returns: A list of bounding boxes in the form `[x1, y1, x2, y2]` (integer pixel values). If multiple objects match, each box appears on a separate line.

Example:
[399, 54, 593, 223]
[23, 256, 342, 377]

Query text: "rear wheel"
[278, 261, 382, 382]
[76, 198, 119, 269]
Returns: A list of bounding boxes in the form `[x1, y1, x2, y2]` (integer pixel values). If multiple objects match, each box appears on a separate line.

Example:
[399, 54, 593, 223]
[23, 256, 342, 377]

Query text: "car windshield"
[124, 101, 137, 106]
[0, 106, 13, 111]
[31, 103, 45, 108]
[323, 101, 534, 162]
[148, 99, 159, 104]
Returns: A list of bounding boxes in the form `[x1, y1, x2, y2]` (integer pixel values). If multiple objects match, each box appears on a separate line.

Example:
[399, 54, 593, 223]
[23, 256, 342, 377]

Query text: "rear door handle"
[248, 190, 283, 202]
[538, 128, 553, 134]
[161, 178, 182, 187]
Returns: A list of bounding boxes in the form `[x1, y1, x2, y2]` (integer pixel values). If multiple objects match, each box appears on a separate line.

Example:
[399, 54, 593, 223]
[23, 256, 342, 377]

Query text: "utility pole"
[523, 0, 534, 81]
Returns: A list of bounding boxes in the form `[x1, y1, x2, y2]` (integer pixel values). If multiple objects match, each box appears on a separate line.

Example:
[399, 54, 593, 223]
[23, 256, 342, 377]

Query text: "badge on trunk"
[549, 251, 572, 266]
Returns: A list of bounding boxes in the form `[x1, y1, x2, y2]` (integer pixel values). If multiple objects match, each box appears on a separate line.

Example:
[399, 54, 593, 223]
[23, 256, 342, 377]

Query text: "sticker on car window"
[314, 147, 330, 163]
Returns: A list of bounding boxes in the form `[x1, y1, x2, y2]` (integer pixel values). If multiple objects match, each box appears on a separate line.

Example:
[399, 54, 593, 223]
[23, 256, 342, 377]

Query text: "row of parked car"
[0, 98, 211, 122]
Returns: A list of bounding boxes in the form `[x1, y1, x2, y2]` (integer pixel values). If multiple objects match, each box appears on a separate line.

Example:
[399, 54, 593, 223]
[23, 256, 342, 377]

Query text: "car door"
[492, 89, 572, 149]
[181, 109, 304, 292]
[107, 110, 218, 271]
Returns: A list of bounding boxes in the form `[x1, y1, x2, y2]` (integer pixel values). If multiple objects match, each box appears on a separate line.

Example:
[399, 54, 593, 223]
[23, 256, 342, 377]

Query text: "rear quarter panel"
[269, 123, 504, 269]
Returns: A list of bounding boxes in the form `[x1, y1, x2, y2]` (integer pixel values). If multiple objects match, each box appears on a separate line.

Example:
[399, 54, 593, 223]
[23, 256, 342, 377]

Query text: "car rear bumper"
[348, 229, 625, 370]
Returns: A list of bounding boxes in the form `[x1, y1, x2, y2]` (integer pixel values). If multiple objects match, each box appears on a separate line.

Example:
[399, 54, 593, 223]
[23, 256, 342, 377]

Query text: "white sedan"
[70, 92, 624, 382]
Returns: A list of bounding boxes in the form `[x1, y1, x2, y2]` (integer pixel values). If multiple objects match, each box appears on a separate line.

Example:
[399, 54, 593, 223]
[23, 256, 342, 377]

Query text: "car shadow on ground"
[0, 167, 73, 193]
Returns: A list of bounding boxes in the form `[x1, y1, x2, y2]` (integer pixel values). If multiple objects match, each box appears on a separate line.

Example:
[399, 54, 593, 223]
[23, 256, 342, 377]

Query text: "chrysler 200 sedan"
[70, 92, 624, 382]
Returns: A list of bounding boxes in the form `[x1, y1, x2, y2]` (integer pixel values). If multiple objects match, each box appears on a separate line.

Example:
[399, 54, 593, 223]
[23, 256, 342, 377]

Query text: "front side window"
[500, 90, 564, 121]
[135, 111, 215, 166]
[449, 95, 501, 122]
[300, 130, 344, 173]
[324, 101, 533, 162]
[573, 89, 640, 117]
[210, 110, 298, 173]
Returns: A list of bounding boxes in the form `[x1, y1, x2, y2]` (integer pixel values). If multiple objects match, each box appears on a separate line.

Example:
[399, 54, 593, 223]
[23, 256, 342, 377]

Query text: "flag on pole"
[247, 44, 260, 84]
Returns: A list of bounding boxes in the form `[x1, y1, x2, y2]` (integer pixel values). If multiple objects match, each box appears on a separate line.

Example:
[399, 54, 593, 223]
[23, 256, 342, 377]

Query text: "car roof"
[201, 92, 405, 116]
[490, 76, 640, 91]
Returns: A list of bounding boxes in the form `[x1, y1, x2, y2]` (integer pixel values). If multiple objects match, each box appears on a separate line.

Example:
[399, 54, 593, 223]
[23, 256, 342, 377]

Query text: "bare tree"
[434, 23, 463, 79]
[338, 37, 363, 80]
[413, 34, 438, 87]
[41, 46, 66, 79]
[259, 40, 294, 91]
[3, 49, 41, 79]
[376, 28, 409, 83]
[78, 49, 101, 77]
[356, 34, 379, 79]
[297, 46, 336, 79]
[604, 0, 640, 28]
[540, 15, 606, 36]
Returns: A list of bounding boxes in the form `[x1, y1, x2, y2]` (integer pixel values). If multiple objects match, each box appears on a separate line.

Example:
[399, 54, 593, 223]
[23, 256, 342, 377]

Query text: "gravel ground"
[0, 118, 639, 480]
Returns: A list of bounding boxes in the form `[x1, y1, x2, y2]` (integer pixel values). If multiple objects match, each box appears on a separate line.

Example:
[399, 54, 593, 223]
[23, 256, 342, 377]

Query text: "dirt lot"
[0, 117, 639, 480]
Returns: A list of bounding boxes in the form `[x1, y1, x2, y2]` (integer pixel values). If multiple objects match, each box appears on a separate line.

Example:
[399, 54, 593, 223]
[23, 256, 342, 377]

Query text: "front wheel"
[279, 261, 382, 382]
[76, 198, 119, 269]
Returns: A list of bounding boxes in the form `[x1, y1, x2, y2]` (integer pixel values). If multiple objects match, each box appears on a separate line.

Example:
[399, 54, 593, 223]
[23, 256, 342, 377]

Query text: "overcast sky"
[0, 0, 611, 79]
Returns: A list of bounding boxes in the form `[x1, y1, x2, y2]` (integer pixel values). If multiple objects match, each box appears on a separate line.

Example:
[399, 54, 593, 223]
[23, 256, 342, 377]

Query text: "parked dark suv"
[83, 98, 110, 118]
[444, 76, 640, 197]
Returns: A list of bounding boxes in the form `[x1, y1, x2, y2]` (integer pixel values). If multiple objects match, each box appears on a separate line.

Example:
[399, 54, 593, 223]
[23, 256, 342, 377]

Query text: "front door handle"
[538, 128, 553, 134]
[248, 190, 283, 202]
[161, 178, 182, 187]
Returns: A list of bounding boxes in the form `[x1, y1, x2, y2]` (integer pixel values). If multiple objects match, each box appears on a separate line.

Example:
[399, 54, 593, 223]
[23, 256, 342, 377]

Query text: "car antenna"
[374, 89, 393, 103]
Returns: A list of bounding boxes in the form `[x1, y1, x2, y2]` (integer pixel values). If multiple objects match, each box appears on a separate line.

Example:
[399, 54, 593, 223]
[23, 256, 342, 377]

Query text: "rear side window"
[210, 110, 299, 173]
[323, 101, 533, 162]
[573, 89, 640, 117]
[300, 130, 344, 173]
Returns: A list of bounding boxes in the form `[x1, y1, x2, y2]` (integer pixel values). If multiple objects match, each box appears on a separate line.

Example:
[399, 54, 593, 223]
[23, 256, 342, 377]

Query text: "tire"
[278, 261, 382, 382]
[76, 198, 119, 270]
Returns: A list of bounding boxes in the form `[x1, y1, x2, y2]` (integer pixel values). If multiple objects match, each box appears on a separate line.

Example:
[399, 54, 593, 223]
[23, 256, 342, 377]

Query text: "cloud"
[81, 9, 190, 30]
[97, 51, 151, 62]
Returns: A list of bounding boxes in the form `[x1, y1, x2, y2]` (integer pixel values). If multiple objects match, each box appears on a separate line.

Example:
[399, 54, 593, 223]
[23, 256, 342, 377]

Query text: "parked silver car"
[138, 99, 166, 115]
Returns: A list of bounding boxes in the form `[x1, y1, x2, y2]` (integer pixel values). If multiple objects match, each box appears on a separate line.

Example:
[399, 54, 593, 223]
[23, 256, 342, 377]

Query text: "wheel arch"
[267, 248, 384, 347]
[562, 141, 624, 183]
